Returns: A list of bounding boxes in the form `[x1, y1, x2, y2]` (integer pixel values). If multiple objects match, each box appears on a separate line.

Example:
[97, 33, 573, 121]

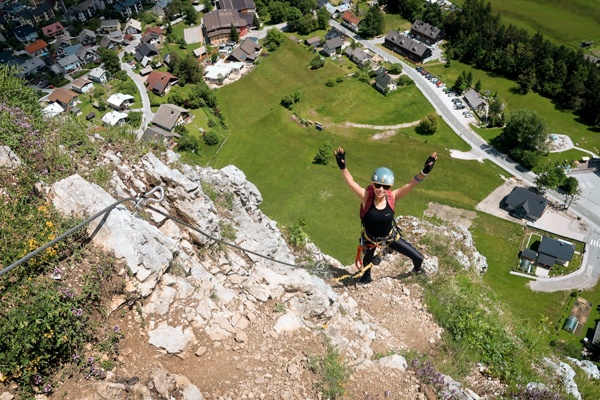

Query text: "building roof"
[102, 111, 128, 126]
[71, 78, 92, 89]
[42, 102, 65, 118]
[505, 187, 549, 220]
[464, 88, 486, 109]
[42, 22, 64, 36]
[342, 11, 361, 26]
[25, 39, 48, 54]
[151, 104, 189, 131]
[325, 36, 344, 50]
[13, 24, 37, 38]
[375, 70, 392, 87]
[538, 237, 575, 263]
[218, 0, 256, 10]
[536, 253, 556, 267]
[19, 57, 46, 75]
[227, 37, 261, 62]
[520, 248, 538, 260]
[48, 88, 78, 104]
[57, 54, 80, 67]
[203, 9, 246, 37]
[411, 20, 442, 41]
[125, 18, 142, 32]
[204, 60, 244, 80]
[385, 30, 431, 58]
[144, 26, 164, 36]
[141, 125, 180, 142]
[89, 67, 107, 79]
[305, 36, 321, 46]
[101, 19, 120, 28]
[146, 71, 178, 94]
[107, 93, 135, 107]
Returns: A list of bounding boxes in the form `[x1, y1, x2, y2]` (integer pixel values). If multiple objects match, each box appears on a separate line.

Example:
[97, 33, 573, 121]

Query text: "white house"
[89, 67, 108, 84]
[102, 111, 128, 126]
[107, 93, 135, 110]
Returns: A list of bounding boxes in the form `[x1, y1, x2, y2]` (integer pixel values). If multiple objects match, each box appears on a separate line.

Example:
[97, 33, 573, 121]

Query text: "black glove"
[421, 154, 436, 175]
[335, 150, 346, 170]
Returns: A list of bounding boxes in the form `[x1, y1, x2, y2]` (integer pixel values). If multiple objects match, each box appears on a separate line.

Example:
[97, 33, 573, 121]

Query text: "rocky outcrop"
[44, 150, 500, 398]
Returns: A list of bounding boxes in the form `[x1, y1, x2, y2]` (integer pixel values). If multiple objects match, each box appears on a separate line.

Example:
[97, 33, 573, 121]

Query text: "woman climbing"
[334, 147, 437, 285]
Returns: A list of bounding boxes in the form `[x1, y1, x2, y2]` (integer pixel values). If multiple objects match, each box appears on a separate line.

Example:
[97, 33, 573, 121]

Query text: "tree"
[230, 23, 240, 43]
[313, 141, 334, 165]
[171, 53, 204, 84]
[176, 130, 201, 153]
[98, 47, 120, 75]
[389, 64, 402, 74]
[127, 112, 142, 129]
[264, 28, 284, 51]
[183, 4, 198, 24]
[203, 131, 220, 146]
[398, 0, 423, 21]
[285, 7, 303, 32]
[202, 0, 213, 12]
[268, 1, 286, 24]
[359, 6, 384, 38]
[560, 177, 581, 209]
[309, 55, 325, 70]
[417, 114, 438, 135]
[503, 110, 548, 151]
[533, 162, 566, 192]
[298, 14, 318, 36]
[317, 7, 330, 30]
[474, 79, 482, 92]
[252, 13, 261, 29]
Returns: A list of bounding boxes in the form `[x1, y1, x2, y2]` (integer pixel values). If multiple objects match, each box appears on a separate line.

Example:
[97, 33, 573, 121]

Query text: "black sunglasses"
[373, 183, 391, 190]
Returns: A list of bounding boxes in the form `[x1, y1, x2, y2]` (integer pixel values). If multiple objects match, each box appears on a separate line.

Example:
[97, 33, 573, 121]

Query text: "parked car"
[452, 98, 462, 103]
[416, 66, 423, 72]
[431, 78, 438, 83]
[464, 113, 473, 118]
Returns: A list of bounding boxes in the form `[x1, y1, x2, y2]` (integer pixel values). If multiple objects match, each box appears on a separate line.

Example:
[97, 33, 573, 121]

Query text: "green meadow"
[212, 39, 501, 264]
[452, 0, 600, 47]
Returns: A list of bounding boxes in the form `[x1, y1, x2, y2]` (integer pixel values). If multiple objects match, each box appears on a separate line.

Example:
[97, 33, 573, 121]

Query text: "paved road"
[328, 20, 600, 291]
[118, 35, 153, 139]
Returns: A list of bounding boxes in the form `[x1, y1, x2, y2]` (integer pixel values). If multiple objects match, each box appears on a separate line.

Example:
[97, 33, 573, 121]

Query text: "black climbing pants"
[360, 237, 424, 283]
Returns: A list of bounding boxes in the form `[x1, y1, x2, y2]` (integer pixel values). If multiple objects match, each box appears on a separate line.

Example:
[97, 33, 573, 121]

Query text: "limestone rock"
[148, 323, 196, 354]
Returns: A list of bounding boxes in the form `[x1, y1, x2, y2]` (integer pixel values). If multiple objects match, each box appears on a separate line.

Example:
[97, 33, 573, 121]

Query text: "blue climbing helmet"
[371, 167, 394, 186]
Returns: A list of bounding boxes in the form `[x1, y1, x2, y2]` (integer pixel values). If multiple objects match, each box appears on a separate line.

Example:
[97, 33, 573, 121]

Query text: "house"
[305, 36, 322, 48]
[42, 102, 65, 118]
[70, 78, 94, 94]
[24, 39, 49, 58]
[218, 0, 256, 14]
[57, 43, 82, 58]
[77, 47, 100, 64]
[203, 9, 251, 45]
[341, 11, 362, 33]
[141, 125, 180, 143]
[56, 54, 81, 73]
[150, 104, 192, 132]
[17, 57, 46, 78]
[124, 18, 142, 34]
[107, 93, 135, 110]
[142, 26, 164, 45]
[193, 46, 207, 58]
[204, 60, 244, 82]
[99, 35, 120, 50]
[113, 0, 143, 19]
[411, 20, 443, 44]
[324, 3, 337, 18]
[89, 67, 108, 84]
[323, 37, 344, 56]
[384, 30, 432, 63]
[227, 37, 261, 62]
[12, 25, 38, 44]
[47, 88, 79, 111]
[374, 69, 396, 94]
[69, 0, 97, 22]
[519, 248, 537, 273]
[100, 19, 121, 34]
[108, 30, 124, 43]
[537, 236, 575, 268]
[152, 0, 172, 20]
[17, 2, 55, 26]
[42, 22, 65, 38]
[344, 47, 371, 69]
[133, 43, 160, 62]
[463, 88, 487, 112]
[325, 27, 345, 41]
[145, 71, 178, 96]
[504, 187, 549, 221]
[102, 111, 128, 126]
[78, 29, 97, 46]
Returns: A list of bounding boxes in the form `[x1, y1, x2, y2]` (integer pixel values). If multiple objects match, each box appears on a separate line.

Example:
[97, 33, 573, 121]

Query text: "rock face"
[46, 150, 499, 398]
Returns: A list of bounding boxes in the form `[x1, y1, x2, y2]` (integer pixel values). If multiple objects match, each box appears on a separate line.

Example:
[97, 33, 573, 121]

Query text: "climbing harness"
[0, 186, 332, 279]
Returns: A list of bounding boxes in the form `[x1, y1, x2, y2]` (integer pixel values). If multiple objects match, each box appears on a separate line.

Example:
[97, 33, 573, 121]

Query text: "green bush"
[203, 131, 220, 146]
[313, 141, 333, 165]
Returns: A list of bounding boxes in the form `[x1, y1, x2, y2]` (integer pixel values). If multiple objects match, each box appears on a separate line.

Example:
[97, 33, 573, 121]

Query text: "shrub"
[325, 79, 335, 87]
[310, 56, 325, 70]
[203, 131, 220, 146]
[313, 141, 333, 165]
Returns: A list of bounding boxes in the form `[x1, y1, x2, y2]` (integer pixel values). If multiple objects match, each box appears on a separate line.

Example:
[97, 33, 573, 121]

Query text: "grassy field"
[424, 60, 600, 156]
[452, 0, 600, 47]
[212, 39, 503, 263]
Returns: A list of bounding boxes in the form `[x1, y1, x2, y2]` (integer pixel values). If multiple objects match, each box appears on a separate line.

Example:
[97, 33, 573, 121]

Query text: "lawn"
[452, 0, 600, 47]
[425, 60, 600, 156]
[211, 39, 507, 263]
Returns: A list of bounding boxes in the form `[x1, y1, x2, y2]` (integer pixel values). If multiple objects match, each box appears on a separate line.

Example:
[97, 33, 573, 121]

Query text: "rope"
[0, 187, 332, 278]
